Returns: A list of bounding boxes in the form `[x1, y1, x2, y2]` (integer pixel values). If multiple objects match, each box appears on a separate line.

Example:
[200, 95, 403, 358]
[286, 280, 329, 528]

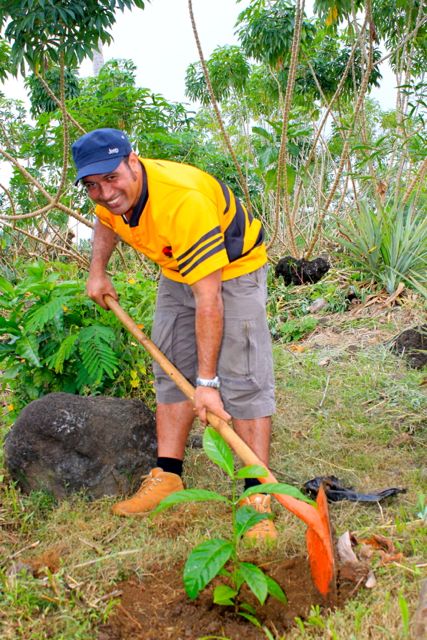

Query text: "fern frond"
[78, 325, 119, 382]
[76, 363, 91, 391]
[24, 296, 66, 331]
[45, 333, 79, 373]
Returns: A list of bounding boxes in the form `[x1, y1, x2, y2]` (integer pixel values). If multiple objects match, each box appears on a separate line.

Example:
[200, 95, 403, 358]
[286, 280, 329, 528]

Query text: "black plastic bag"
[303, 475, 406, 503]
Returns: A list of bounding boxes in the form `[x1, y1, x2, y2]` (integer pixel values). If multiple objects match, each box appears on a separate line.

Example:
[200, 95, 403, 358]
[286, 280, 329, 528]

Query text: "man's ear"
[128, 151, 140, 171]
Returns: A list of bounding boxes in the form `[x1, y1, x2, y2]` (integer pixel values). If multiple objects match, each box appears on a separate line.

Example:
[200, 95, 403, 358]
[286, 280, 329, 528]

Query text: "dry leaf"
[289, 344, 307, 353]
[337, 531, 359, 564]
[365, 570, 377, 588]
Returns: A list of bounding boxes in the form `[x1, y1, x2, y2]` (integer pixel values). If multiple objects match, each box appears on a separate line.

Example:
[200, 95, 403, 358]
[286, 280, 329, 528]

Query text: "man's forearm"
[195, 299, 224, 378]
[192, 270, 224, 379]
[89, 218, 119, 275]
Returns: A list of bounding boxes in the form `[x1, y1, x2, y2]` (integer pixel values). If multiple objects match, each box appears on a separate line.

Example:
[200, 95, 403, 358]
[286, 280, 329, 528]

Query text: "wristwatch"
[196, 376, 221, 389]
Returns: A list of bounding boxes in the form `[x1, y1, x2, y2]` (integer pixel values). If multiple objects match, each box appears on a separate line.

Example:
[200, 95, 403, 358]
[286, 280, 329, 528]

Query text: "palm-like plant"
[335, 199, 427, 295]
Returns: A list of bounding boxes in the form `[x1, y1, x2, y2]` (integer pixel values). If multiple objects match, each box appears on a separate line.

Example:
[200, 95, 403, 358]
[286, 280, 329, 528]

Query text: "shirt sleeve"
[168, 190, 230, 285]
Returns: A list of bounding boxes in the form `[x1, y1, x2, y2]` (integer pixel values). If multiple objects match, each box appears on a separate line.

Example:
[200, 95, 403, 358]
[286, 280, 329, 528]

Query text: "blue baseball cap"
[71, 128, 132, 184]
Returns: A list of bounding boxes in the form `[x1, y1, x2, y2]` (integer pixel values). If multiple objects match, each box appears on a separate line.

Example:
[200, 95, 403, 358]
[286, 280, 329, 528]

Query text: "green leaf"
[24, 296, 65, 331]
[183, 539, 233, 600]
[238, 611, 262, 627]
[252, 125, 274, 141]
[235, 505, 271, 538]
[265, 574, 287, 603]
[0, 316, 20, 335]
[78, 325, 119, 381]
[203, 427, 234, 478]
[240, 602, 257, 614]
[0, 275, 15, 295]
[240, 483, 314, 504]
[235, 465, 268, 479]
[213, 584, 237, 605]
[154, 489, 230, 513]
[45, 333, 79, 373]
[1, 365, 21, 381]
[237, 562, 268, 605]
[15, 334, 41, 367]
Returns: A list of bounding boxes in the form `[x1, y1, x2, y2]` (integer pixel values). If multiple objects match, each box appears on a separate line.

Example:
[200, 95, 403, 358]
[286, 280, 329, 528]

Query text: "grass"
[0, 297, 426, 639]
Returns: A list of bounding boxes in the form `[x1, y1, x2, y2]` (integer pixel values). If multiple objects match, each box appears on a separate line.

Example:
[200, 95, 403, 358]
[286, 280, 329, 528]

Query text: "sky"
[2, 0, 397, 109]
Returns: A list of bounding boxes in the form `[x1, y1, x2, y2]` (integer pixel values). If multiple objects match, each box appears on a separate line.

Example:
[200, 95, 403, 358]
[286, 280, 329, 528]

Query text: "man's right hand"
[86, 272, 118, 309]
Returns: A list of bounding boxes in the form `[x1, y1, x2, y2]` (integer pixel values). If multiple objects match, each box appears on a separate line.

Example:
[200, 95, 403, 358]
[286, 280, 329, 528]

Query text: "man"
[72, 128, 277, 540]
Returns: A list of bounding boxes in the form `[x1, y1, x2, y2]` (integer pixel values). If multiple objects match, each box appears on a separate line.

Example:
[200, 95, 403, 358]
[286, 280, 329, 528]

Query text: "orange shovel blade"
[305, 485, 335, 597]
[263, 480, 335, 597]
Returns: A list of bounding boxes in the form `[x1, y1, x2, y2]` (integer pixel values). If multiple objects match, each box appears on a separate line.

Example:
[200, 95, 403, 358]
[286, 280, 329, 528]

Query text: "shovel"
[104, 294, 336, 597]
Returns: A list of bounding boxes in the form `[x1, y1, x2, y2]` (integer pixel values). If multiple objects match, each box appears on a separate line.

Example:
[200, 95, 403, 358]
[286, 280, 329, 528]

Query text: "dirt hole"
[98, 555, 357, 640]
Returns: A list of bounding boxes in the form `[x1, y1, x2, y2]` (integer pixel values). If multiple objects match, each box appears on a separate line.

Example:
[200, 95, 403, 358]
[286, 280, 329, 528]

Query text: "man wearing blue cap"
[72, 128, 277, 540]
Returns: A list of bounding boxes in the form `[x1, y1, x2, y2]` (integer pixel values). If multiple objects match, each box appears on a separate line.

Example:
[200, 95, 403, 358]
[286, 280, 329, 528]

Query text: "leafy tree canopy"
[313, 0, 364, 25]
[25, 67, 80, 116]
[185, 45, 250, 105]
[236, 0, 316, 68]
[0, 0, 147, 70]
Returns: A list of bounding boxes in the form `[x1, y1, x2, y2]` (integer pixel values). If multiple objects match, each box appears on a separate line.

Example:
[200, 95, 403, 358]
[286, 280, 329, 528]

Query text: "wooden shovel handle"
[105, 295, 317, 521]
[104, 294, 335, 596]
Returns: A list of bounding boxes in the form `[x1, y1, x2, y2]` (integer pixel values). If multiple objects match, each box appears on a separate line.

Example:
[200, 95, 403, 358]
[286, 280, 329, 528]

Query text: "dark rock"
[3, 392, 157, 499]
[390, 325, 427, 369]
[275, 256, 330, 286]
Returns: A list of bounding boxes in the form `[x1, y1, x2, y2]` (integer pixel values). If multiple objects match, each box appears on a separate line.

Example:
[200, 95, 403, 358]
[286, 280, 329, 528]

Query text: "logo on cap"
[108, 147, 119, 154]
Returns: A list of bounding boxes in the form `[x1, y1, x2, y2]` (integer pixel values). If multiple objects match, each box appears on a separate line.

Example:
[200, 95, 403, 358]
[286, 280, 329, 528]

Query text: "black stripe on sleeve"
[216, 179, 231, 214]
[178, 235, 224, 271]
[223, 195, 246, 262]
[180, 241, 226, 277]
[240, 226, 264, 258]
[177, 226, 221, 262]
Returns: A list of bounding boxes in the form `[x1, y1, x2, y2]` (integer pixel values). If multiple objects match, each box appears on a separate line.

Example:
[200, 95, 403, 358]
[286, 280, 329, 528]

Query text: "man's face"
[82, 152, 142, 216]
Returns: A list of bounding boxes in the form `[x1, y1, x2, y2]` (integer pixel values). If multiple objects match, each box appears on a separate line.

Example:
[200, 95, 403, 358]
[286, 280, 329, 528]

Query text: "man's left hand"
[193, 387, 231, 425]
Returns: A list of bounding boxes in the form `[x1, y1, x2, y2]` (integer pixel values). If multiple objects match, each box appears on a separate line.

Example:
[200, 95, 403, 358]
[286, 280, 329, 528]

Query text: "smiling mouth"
[106, 197, 122, 208]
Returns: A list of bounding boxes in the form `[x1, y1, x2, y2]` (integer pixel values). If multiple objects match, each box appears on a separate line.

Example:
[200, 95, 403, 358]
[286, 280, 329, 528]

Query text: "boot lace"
[135, 473, 163, 495]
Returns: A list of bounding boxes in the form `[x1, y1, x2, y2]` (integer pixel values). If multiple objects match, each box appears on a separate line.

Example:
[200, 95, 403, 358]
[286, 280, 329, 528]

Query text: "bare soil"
[98, 556, 357, 640]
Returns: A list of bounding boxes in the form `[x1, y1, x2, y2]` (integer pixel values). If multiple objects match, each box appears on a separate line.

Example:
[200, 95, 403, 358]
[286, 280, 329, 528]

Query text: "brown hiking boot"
[111, 468, 184, 516]
[239, 493, 278, 542]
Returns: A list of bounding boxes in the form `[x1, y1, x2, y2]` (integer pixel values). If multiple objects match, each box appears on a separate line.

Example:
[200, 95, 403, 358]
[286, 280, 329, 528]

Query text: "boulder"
[4, 392, 157, 499]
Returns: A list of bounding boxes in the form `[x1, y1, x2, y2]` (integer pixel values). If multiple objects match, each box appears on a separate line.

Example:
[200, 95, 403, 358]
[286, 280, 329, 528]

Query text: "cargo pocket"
[151, 311, 178, 379]
[218, 319, 261, 399]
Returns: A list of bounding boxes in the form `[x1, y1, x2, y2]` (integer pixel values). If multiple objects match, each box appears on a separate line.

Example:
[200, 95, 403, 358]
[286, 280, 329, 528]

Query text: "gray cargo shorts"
[151, 265, 275, 419]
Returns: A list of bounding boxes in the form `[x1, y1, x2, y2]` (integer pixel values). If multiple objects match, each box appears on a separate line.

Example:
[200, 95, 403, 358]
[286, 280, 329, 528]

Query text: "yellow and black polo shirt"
[95, 158, 267, 285]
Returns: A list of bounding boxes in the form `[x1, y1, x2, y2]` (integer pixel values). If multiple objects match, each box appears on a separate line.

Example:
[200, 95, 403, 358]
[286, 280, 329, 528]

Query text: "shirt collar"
[121, 161, 148, 227]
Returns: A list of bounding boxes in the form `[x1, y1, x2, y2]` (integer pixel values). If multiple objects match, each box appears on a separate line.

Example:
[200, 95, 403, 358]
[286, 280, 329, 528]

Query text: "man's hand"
[86, 272, 118, 309]
[193, 386, 231, 425]
[86, 219, 120, 309]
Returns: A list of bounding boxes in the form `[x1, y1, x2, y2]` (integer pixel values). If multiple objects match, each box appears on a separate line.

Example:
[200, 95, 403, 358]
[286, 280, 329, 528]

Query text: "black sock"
[244, 478, 262, 491]
[156, 457, 183, 476]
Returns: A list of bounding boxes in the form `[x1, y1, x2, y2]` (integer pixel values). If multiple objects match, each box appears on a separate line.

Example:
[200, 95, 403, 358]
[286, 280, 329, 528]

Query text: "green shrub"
[0, 261, 156, 420]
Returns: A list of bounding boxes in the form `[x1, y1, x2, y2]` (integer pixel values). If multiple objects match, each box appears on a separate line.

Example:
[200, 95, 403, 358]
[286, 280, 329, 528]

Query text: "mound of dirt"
[274, 256, 330, 286]
[391, 325, 427, 369]
[98, 556, 358, 640]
